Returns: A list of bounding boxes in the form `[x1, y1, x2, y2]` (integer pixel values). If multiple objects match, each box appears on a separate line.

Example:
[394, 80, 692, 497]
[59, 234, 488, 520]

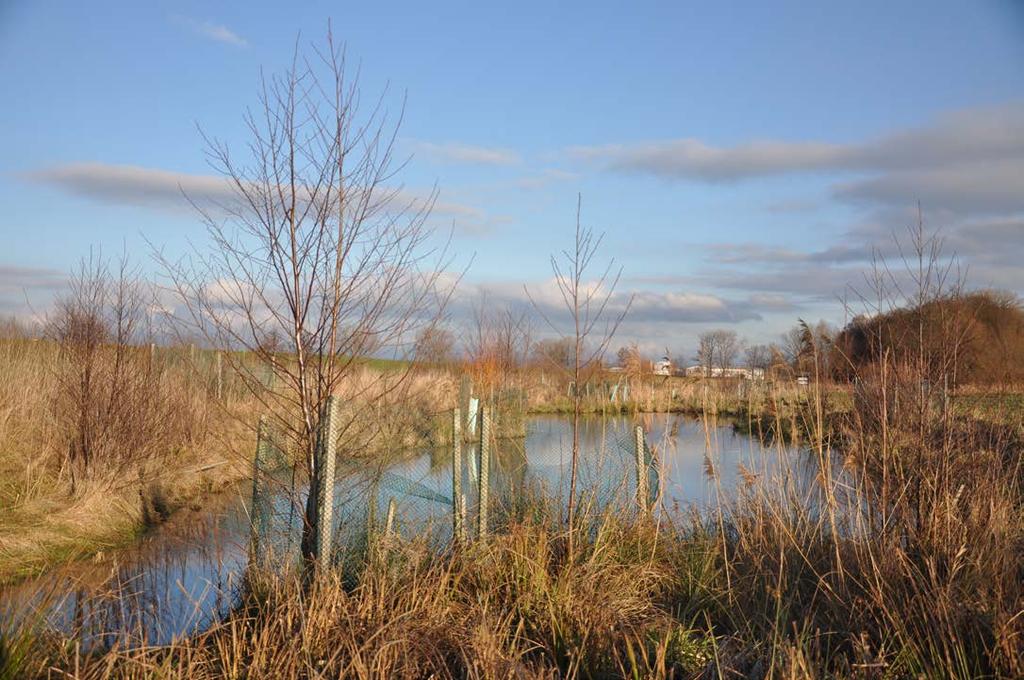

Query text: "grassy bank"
[0, 337, 451, 585]
[0, 337, 256, 584]
[522, 374, 848, 417]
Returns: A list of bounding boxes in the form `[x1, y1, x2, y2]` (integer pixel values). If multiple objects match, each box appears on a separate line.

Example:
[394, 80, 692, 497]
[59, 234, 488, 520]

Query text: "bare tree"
[716, 330, 741, 371]
[526, 195, 631, 558]
[414, 326, 455, 366]
[47, 253, 180, 491]
[617, 342, 645, 383]
[781, 319, 833, 377]
[833, 209, 974, 535]
[780, 324, 806, 370]
[695, 329, 740, 375]
[744, 343, 771, 373]
[164, 28, 453, 570]
[463, 293, 532, 388]
[494, 307, 532, 375]
[695, 333, 715, 376]
[532, 337, 574, 371]
[616, 343, 639, 369]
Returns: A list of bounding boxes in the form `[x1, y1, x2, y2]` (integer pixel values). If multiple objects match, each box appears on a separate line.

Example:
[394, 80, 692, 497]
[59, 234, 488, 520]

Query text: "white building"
[685, 365, 765, 380]
[653, 356, 672, 376]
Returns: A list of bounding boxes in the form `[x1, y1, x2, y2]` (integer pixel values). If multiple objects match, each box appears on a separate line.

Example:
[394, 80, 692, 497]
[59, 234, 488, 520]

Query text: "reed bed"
[4, 384, 1021, 679]
[2, 336, 1022, 677]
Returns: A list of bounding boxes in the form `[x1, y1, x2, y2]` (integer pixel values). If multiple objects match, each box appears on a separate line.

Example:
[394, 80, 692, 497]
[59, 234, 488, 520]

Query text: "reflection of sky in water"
[2, 414, 806, 646]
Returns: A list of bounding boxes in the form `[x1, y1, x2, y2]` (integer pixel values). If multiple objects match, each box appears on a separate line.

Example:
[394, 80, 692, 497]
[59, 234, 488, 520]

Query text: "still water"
[1, 414, 813, 646]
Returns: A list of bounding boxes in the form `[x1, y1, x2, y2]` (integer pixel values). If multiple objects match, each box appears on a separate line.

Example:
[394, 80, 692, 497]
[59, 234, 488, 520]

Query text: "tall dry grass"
[0, 326, 459, 585]
[3, 322, 1022, 677]
[3, 514, 702, 679]
[3, 409, 1022, 679]
[0, 335, 250, 584]
[3, 238, 1022, 675]
[523, 370, 829, 421]
[9, 420, 1018, 679]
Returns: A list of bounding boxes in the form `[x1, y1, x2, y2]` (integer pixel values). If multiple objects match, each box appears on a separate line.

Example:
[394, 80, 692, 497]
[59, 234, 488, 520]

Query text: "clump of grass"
[6, 433, 1024, 679]
[6, 510, 712, 679]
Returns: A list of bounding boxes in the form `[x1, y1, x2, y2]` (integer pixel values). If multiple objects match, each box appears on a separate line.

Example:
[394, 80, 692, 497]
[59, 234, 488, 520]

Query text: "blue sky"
[2, 1, 1023, 355]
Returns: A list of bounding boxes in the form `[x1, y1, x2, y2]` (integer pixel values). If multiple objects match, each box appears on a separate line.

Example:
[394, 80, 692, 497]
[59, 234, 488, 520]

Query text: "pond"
[1, 413, 815, 647]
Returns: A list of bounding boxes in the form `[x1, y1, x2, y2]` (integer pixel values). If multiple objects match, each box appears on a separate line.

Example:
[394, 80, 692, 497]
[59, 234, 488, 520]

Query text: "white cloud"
[568, 101, 1024, 226]
[411, 141, 520, 166]
[685, 206, 1024, 312]
[25, 162, 493, 230]
[835, 158, 1024, 215]
[515, 169, 578, 190]
[765, 199, 818, 214]
[567, 102, 1024, 184]
[452, 277, 764, 326]
[174, 16, 248, 47]
[0, 265, 67, 293]
[568, 138, 845, 182]
[26, 162, 236, 211]
[0, 264, 67, 322]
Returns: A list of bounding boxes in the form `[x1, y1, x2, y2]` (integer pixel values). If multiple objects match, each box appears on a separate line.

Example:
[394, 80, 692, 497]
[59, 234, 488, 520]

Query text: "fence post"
[384, 497, 396, 542]
[634, 425, 648, 514]
[477, 405, 491, 540]
[452, 407, 464, 545]
[460, 496, 468, 544]
[316, 396, 338, 570]
[459, 376, 471, 430]
[215, 351, 223, 400]
[467, 397, 479, 436]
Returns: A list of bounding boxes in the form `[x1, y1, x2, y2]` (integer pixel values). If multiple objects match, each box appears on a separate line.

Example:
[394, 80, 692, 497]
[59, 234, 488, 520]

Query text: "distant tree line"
[832, 290, 1024, 385]
[404, 289, 1024, 387]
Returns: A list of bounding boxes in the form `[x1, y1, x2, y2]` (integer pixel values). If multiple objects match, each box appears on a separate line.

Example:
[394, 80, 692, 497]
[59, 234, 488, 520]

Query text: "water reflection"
[2, 413, 811, 646]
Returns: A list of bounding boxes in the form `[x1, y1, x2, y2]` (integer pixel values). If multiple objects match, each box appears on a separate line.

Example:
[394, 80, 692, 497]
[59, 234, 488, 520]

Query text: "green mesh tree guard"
[478, 406, 491, 540]
[250, 416, 288, 568]
[452, 407, 464, 544]
[634, 425, 648, 513]
[315, 396, 338, 570]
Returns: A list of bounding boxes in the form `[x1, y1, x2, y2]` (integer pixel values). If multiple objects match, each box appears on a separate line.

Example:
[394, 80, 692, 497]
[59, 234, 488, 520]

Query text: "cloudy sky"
[1, 1, 1023, 357]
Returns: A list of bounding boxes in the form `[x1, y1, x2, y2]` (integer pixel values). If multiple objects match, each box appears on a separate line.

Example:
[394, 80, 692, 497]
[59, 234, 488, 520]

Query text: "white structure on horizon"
[653, 356, 672, 376]
[685, 365, 765, 380]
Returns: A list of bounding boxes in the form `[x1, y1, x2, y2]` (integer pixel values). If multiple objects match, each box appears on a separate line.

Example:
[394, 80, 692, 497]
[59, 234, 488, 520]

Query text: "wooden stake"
[215, 351, 223, 400]
[384, 498, 396, 541]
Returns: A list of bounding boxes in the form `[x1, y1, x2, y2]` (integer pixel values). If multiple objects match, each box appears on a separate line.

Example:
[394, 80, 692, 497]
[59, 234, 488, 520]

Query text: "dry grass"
[10, 437, 1019, 679]
[522, 371, 839, 420]
[0, 337, 252, 584]
[2, 345, 1023, 677]
[3, 516, 706, 679]
[3, 455, 1023, 678]
[0, 334, 456, 585]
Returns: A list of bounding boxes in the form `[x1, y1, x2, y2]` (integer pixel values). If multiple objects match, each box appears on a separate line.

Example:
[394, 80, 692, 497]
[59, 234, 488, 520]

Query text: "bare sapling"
[526, 194, 631, 558]
[47, 253, 179, 492]
[838, 210, 973, 531]
[163, 26, 454, 572]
